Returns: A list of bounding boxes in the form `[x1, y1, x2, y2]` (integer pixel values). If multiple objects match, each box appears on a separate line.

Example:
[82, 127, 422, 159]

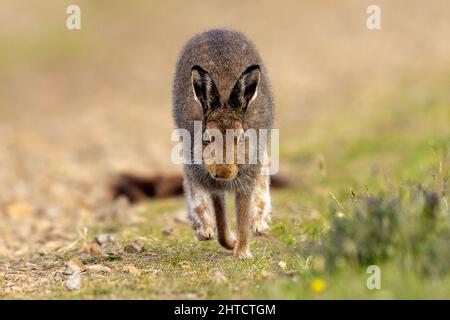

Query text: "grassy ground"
[3, 74, 449, 299]
[1, 1, 450, 299]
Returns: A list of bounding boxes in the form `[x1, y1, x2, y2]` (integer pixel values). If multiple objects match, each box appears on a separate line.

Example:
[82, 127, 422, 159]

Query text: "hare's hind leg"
[251, 173, 272, 235]
[211, 193, 235, 250]
[184, 178, 215, 240]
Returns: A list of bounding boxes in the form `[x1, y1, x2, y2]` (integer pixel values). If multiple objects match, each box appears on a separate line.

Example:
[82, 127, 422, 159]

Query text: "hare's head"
[191, 64, 260, 181]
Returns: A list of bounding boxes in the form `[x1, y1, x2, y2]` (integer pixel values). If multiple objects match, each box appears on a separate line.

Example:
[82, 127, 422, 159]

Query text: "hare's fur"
[172, 29, 274, 258]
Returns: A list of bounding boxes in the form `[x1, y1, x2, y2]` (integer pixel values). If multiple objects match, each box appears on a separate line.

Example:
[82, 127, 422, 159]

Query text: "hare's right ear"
[191, 65, 221, 114]
[229, 65, 260, 112]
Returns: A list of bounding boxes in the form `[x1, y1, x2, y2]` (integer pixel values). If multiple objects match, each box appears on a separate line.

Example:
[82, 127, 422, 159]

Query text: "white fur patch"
[185, 179, 216, 240]
[249, 88, 258, 104]
[250, 171, 271, 235]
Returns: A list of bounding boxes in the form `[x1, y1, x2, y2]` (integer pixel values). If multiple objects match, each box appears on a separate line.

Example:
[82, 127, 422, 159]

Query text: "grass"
[5, 74, 449, 300]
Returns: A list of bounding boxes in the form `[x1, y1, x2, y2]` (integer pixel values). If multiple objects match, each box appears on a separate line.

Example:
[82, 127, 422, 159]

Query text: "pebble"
[124, 240, 144, 253]
[162, 227, 173, 236]
[95, 234, 116, 245]
[65, 273, 81, 290]
[102, 245, 119, 256]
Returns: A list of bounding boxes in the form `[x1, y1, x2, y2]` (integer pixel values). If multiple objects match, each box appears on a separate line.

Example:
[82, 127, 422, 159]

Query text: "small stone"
[25, 262, 38, 270]
[89, 244, 104, 257]
[95, 234, 115, 245]
[46, 206, 61, 218]
[64, 258, 86, 275]
[173, 211, 189, 225]
[124, 240, 144, 253]
[277, 261, 287, 269]
[162, 227, 173, 236]
[86, 265, 112, 274]
[123, 265, 141, 277]
[65, 273, 81, 290]
[102, 245, 118, 256]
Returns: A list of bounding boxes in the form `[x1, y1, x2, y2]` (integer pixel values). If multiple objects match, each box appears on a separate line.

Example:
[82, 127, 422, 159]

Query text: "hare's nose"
[212, 165, 238, 181]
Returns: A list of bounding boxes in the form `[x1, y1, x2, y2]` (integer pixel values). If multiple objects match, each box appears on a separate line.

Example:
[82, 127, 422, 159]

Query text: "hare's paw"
[195, 224, 215, 241]
[187, 189, 216, 241]
[252, 218, 270, 236]
[218, 232, 235, 250]
[234, 246, 253, 259]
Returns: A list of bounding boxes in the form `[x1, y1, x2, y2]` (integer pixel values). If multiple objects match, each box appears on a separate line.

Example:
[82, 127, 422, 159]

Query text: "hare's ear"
[191, 65, 221, 114]
[229, 65, 260, 112]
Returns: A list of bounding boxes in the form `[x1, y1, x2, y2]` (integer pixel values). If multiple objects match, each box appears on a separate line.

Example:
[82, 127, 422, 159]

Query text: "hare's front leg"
[251, 173, 272, 235]
[184, 178, 215, 240]
[211, 193, 235, 250]
[234, 192, 253, 259]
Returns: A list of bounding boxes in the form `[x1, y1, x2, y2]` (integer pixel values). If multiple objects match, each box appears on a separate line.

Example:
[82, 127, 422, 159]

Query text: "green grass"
[7, 75, 450, 300]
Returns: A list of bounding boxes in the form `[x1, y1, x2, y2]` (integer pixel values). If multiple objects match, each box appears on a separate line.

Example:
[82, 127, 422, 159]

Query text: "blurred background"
[1, 0, 449, 298]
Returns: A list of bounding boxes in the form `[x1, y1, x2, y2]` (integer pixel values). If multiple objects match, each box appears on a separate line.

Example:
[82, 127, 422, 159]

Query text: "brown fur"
[234, 193, 253, 258]
[172, 29, 275, 258]
[211, 193, 235, 249]
[203, 108, 243, 181]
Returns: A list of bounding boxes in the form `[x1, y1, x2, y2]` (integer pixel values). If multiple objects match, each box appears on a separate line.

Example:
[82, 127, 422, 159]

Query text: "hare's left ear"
[229, 65, 260, 112]
[191, 65, 221, 114]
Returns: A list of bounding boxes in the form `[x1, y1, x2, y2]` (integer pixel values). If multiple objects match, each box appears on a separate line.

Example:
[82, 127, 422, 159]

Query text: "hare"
[172, 29, 274, 258]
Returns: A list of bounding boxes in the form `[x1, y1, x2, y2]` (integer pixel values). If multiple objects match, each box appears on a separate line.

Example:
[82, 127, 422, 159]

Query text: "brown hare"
[172, 29, 274, 258]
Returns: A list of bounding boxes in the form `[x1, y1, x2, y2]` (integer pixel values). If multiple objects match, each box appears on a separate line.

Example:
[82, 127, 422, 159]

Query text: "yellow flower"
[311, 278, 326, 294]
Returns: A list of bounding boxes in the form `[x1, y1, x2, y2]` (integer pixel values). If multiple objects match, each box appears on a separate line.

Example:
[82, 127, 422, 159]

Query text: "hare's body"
[173, 29, 274, 258]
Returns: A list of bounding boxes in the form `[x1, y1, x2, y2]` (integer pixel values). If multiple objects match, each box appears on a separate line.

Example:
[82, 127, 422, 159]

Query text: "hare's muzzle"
[205, 163, 238, 181]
